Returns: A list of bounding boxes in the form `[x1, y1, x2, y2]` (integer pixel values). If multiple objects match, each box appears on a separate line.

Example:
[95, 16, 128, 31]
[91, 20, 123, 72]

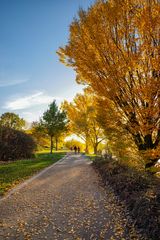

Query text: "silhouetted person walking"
[74, 146, 77, 154]
[78, 147, 80, 153]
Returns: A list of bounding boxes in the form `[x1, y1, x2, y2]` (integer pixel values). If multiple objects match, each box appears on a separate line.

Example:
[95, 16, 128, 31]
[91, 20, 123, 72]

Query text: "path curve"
[0, 154, 142, 240]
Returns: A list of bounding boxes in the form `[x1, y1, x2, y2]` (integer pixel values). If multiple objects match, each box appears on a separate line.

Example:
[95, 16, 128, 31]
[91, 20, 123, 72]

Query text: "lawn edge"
[0, 153, 67, 202]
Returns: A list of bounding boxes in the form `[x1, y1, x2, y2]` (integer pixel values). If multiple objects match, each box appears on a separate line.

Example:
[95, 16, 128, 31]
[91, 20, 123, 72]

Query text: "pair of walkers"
[70, 146, 80, 154]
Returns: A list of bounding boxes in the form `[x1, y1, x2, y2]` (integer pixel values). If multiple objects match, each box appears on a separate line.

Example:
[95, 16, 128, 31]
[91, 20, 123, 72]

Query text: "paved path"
[0, 154, 142, 240]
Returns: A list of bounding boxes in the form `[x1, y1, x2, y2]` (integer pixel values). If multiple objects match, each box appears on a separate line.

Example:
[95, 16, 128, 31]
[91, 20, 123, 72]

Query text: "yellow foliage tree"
[28, 121, 50, 150]
[58, 0, 160, 164]
[97, 97, 144, 167]
[62, 93, 106, 154]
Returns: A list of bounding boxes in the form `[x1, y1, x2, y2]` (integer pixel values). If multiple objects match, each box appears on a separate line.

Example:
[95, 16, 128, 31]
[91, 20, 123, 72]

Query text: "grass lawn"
[0, 151, 66, 196]
[86, 154, 97, 161]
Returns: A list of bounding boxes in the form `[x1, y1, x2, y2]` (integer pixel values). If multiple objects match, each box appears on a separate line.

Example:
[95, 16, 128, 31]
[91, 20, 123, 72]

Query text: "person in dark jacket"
[78, 147, 80, 153]
[74, 146, 77, 154]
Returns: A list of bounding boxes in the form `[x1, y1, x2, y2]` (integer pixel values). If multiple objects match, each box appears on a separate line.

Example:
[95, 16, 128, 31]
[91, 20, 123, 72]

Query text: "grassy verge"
[85, 154, 97, 161]
[0, 151, 66, 196]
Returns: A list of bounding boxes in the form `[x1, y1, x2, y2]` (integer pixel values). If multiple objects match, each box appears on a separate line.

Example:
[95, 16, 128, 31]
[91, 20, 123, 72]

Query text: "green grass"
[147, 166, 160, 174]
[0, 151, 66, 196]
[85, 154, 97, 161]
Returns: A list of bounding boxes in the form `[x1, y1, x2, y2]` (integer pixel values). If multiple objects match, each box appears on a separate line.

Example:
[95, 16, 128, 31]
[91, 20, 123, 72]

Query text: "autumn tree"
[28, 121, 50, 150]
[0, 112, 25, 130]
[58, 0, 160, 163]
[97, 97, 144, 167]
[63, 93, 105, 154]
[41, 101, 67, 153]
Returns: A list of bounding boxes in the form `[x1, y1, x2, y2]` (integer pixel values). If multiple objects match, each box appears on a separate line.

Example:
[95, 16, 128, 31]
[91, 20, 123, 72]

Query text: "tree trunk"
[94, 144, 98, 155]
[50, 136, 53, 154]
[128, 114, 156, 151]
[55, 137, 58, 151]
[85, 143, 89, 154]
[134, 133, 155, 151]
[144, 134, 154, 149]
[85, 133, 89, 154]
[153, 130, 160, 149]
[133, 133, 160, 168]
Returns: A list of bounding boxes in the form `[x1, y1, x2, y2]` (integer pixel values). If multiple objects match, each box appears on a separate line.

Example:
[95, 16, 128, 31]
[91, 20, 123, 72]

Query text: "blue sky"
[0, 0, 93, 122]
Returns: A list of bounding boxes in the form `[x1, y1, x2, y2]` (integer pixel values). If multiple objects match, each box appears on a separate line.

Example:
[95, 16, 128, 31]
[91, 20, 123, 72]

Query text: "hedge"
[0, 127, 36, 161]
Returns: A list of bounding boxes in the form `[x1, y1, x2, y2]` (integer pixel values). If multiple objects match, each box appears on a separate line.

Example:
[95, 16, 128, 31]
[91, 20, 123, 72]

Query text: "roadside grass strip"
[0, 151, 66, 195]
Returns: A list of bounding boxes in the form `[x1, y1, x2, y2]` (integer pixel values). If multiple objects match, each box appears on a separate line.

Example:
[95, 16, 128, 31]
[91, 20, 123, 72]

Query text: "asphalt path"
[0, 153, 143, 240]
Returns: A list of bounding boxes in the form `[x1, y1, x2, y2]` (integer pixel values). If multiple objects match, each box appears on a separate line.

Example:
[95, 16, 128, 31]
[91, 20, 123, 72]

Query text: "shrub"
[0, 127, 36, 161]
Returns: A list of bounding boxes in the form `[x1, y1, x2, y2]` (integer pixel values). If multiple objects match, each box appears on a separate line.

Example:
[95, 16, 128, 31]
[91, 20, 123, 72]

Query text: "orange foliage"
[58, 0, 160, 162]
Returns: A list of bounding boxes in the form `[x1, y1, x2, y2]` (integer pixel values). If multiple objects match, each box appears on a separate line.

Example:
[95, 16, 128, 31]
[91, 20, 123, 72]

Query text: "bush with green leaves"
[0, 127, 36, 161]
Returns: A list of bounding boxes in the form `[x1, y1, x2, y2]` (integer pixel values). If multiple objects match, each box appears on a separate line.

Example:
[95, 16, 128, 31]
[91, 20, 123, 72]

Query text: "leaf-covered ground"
[0, 154, 144, 240]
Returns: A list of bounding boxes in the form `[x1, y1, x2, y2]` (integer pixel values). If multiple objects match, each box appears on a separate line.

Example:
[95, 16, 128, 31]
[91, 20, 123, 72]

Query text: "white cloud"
[0, 78, 28, 87]
[21, 110, 43, 122]
[4, 91, 60, 110]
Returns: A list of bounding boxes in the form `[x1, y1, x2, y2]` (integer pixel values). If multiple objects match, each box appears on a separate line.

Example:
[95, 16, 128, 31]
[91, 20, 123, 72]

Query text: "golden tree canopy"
[58, 0, 160, 154]
[62, 92, 105, 154]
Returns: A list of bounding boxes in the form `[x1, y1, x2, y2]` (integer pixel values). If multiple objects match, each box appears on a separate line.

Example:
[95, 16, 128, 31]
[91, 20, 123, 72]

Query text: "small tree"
[28, 121, 50, 150]
[41, 101, 67, 153]
[0, 112, 25, 130]
[63, 93, 105, 154]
